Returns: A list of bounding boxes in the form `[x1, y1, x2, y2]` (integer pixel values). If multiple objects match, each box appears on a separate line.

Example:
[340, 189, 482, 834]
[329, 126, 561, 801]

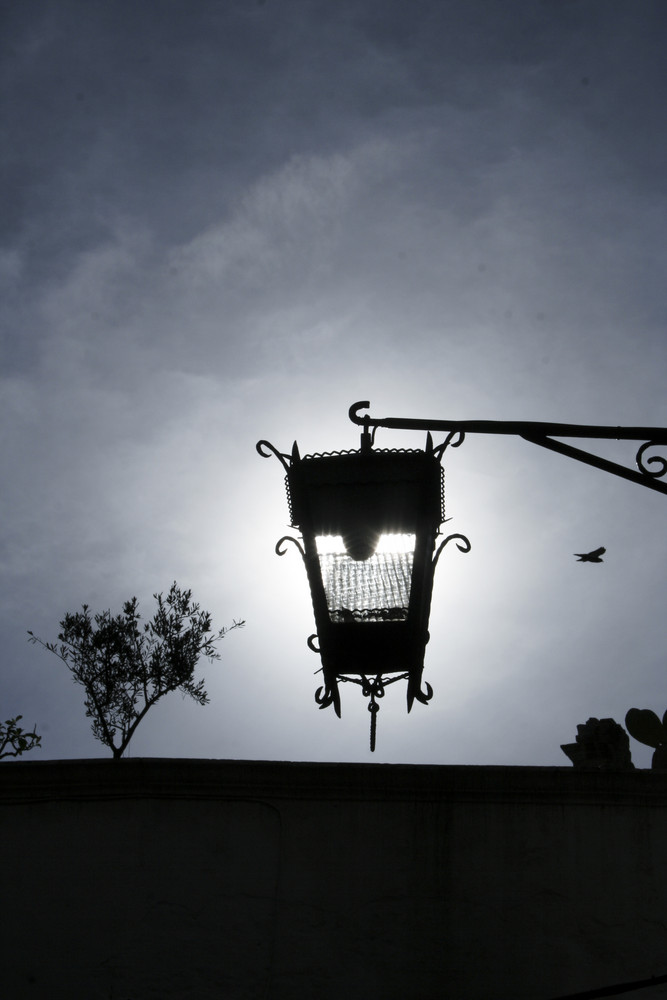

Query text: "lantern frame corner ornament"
[257, 407, 470, 750]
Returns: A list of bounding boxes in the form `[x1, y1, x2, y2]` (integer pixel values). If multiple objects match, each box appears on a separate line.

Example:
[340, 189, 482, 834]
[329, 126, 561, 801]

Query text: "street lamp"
[258, 401, 667, 751]
[257, 417, 470, 750]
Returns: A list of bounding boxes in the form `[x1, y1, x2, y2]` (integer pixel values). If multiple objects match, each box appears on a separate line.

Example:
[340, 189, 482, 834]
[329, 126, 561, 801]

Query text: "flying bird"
[574, 546, 606, 562]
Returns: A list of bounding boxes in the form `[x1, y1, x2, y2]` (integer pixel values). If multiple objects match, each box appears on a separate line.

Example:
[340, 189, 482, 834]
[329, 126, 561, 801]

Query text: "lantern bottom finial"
[324, 671, 414, 752]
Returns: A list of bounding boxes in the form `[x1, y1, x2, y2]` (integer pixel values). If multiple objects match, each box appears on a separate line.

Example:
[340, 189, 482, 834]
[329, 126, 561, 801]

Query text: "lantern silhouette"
[257, 426, 470, 749]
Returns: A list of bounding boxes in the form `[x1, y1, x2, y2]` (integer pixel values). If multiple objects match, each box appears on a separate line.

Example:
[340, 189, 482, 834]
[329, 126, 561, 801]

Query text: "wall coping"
[1, 758, 666, 807]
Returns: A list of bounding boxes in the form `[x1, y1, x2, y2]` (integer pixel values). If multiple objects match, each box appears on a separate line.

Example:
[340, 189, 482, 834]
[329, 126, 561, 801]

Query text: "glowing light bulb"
[316, 533, 415, 557]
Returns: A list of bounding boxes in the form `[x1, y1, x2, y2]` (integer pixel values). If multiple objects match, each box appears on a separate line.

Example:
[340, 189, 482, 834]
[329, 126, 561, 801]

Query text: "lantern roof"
[285, 444, 445, 538]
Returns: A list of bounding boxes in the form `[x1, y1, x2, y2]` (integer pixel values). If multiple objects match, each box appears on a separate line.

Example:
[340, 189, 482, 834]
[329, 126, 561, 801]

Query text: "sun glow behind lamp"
[256, 421, 470, 750]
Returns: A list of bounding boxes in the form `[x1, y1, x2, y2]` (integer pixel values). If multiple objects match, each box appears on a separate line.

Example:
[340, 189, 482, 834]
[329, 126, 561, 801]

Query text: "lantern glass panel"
[315, 532, 416, 623]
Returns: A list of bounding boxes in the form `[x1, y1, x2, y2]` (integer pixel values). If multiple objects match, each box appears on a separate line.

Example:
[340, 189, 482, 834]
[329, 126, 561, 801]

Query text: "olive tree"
[0, 716, 42, 759]
[28, 582, 244, 759]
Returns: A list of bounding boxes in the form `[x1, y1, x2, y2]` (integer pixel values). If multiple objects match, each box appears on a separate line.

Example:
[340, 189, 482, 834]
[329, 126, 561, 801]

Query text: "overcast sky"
[2, 0, 666, 767]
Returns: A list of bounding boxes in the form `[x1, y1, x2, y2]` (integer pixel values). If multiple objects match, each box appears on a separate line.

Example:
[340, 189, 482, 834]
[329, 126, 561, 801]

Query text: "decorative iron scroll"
[275, 535, 306, 561]
[315, 676, 341, 717]
[407, 676, 434, 710]
[433, 532, 472, 569]
[431, 429, 465, 462]
[636, 441, 667, 479]
[256, 439, 293, 473]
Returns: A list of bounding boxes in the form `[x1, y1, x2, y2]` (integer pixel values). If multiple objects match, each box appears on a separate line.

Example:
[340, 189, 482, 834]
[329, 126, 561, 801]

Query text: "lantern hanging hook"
[349, 400, 371, 425]
[349, 402, 378, 450]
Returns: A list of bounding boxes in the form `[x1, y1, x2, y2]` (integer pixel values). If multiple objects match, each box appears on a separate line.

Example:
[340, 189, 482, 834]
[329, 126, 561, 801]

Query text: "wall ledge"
[0, 757, 664, 807]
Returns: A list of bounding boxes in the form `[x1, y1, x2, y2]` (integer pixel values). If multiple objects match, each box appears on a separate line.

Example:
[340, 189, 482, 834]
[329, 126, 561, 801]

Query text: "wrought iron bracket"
[349, 401, 667, 496]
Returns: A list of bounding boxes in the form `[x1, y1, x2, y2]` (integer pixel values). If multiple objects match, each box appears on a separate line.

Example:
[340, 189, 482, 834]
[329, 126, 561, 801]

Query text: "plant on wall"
[28, 582, 244, 759]
[0, 715, 41, 759]
[625, 708, 667, 769]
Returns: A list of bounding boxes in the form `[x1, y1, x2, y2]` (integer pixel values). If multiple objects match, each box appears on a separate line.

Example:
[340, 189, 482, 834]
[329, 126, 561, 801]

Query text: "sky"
[2, 0, 667, 767]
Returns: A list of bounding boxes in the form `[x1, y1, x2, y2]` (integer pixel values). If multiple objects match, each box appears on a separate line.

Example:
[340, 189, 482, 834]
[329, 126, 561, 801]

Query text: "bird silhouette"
[574, 546, 606, 562]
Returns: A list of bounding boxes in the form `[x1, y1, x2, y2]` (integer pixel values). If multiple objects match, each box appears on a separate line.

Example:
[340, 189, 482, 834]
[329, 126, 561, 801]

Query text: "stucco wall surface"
[2, 759, 667, 1000]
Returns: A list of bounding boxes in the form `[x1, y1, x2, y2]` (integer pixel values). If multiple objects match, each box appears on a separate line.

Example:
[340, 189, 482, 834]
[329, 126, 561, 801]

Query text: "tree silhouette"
[0, 715, 41, 759]
[28, 582, 244, 759]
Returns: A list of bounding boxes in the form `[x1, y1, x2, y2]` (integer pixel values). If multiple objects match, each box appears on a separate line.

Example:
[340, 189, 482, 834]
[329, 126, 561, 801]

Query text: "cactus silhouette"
[625, 708, 667, 769]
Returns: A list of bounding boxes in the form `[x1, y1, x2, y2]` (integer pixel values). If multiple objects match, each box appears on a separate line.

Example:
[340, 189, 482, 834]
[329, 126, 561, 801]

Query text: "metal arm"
[349, 401, 667, 496]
